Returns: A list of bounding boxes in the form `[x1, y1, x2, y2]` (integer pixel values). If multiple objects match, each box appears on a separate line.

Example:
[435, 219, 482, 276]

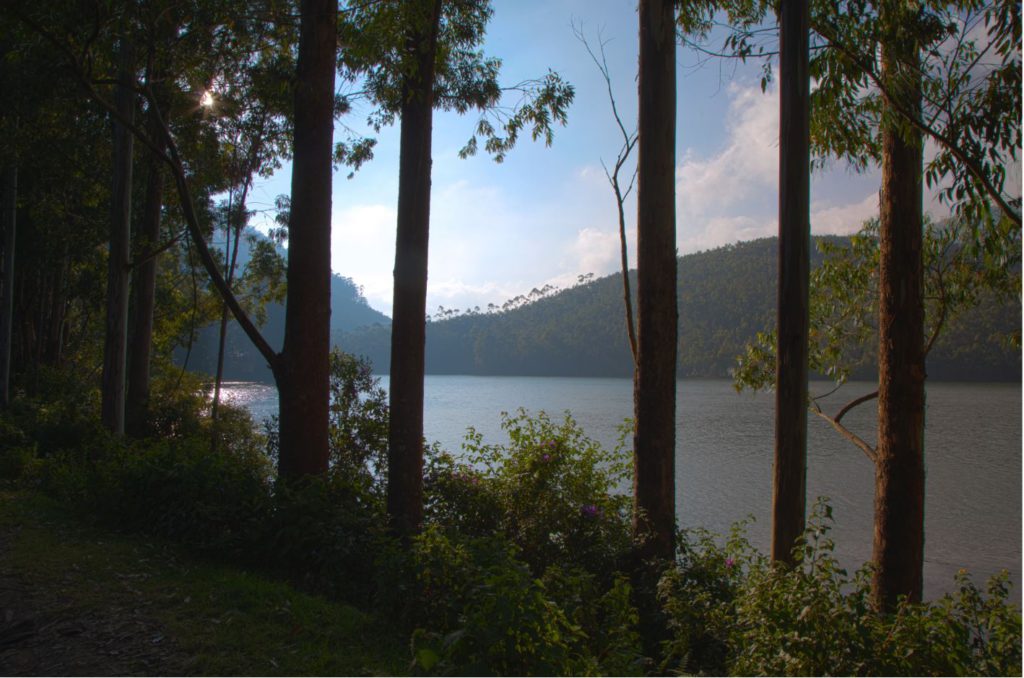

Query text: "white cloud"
[675, 83, 780, 252]
[677, 83, 779, 227]
[811, 192, 878, 235]
[568, 227, 622, 277]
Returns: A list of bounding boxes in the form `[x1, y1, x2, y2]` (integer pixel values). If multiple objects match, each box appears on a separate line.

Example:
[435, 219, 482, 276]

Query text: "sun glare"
[199, 90, 214, 108]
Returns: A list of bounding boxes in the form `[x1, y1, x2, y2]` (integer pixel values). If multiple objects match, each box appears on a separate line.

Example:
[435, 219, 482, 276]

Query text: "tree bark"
[387, 0, 443, 538]
[277, 0, 336, 479]
[101, 38, 135, 436]
[0, 164, 15, 409]
[873, 24, 925, 610]
[633, 0, 677, 563]
[127, 103, 166, 437]
[772, 0, 810, 565]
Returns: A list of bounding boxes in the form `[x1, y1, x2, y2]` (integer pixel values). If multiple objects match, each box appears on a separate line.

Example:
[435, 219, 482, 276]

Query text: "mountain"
[338, 237, 1021, 381]
[182, 230, 390, 381]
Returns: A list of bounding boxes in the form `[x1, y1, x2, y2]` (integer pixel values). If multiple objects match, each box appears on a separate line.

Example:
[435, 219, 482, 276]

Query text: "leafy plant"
[425, 408, 633, 578]
[659, 500, 1022, 676]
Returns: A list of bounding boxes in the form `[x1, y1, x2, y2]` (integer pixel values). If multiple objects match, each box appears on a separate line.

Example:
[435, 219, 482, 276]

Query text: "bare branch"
[810, 400, 878, 463]
[574, 23, 638, 365]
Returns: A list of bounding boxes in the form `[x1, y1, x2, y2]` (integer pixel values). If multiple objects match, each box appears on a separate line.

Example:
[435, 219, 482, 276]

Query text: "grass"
[0, 489, 408, 676]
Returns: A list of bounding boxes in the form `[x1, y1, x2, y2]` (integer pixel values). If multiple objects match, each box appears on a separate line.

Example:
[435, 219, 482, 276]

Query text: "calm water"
[218, 377, 1022, 601]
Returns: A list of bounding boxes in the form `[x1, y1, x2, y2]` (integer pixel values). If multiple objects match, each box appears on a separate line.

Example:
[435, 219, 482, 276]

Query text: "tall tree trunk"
[211, 192, 243, 430]
[873, 27, 925, 610]
[771, 0, 811, 565]
[127, 105, 166, 437]
[276, 0, 336, 479]
[101, 38, 135, 435]
[633, 0, 677, 563]
[387, 0, 443, 538]
[44, 247, 68, 366]
[0, 164, 15, 409]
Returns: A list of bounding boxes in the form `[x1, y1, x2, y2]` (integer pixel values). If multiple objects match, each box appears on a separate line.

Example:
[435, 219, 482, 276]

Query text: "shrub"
[405, 528, 641, 676]
[659, 500, 1023, 676]
[255, 472, 389, 604]
[88, 435, 273, 554]
[424, 409, 633, 579]
[0, 414, 35, 480]
[328, 350, 389, 495]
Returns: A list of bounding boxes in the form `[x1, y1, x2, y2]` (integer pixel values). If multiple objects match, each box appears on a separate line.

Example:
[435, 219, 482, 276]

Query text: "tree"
[386, 0, 444, 537]
[100, 34, 135, 435]
[634, 0, 678, 563]
[772, 0, 811, 565]
[683, 0, 1019, 608]
[341, 0, 573, 534]
[126, 77, 168, 437]
[0, 163, 14, 409]
[873, 1, 926, 609]
[275, 0, 337, 479]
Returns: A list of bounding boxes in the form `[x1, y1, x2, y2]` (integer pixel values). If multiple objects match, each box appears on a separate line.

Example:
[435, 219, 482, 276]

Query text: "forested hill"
[184, 231, 390, 381]
[338, 237, 1021, 382]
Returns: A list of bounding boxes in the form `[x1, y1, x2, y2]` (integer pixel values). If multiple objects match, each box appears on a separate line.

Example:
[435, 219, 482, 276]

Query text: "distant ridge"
[338, 237, 1021, 382]
[181, 229, 390, 382]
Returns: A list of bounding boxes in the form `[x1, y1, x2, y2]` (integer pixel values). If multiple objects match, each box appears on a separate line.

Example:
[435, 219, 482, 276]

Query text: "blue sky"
[244, 0, 1008, 317]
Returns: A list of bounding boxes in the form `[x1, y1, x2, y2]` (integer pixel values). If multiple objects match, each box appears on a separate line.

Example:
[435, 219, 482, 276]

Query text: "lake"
[218, 376, 1021, 601]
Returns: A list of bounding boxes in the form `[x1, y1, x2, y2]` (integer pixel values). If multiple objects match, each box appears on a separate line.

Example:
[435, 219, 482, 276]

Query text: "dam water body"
[218, 376, 1021, 601]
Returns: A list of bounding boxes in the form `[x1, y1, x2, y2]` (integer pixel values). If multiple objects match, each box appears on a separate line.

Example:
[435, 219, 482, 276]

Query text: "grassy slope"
[0, 490, 406, 676]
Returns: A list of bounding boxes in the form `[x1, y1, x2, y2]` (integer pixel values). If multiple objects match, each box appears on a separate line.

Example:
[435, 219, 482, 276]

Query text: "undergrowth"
[0, 352, 1019, 676]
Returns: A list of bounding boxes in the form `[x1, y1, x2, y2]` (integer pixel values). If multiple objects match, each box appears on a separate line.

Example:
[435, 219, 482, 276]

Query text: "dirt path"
[0, 520, 192, 675]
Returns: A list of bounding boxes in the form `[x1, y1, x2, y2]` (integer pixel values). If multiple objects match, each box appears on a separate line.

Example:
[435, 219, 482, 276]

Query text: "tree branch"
[810, 400, 877, 463]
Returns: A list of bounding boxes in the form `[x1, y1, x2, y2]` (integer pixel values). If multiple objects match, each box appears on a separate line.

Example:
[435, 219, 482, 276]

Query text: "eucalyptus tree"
[384, 0, 443, 537]
[0, 163, 14, 410]
[634, 0, 678, 564]
[773, 0, 811, 566]
[274, 0, 337, 477]
[7, 0, 343, 476]
[340, 0, 574, 535]
[100, 31, 136, 435]
[681, 0, 1019, 605]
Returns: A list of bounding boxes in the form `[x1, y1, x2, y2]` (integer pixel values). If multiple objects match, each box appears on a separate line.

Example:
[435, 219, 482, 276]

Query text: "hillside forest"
[0, 0, 1021, 675]
[195, 231, 1020, 381]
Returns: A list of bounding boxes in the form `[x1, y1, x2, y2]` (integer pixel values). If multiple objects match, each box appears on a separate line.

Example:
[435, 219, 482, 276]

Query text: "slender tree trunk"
[44, 248, 68, 366]
[127, 105, 166, 437]
[101, 38, 135, 435]
[387, 0, 443, 538]
[633, 0, 677, 563]
[277, 0, 336, 479]
[0, 164, 15, 409]
[211, 192, 242, 429]
[772, 0, 811, 565]
[873, 29, 925, 610]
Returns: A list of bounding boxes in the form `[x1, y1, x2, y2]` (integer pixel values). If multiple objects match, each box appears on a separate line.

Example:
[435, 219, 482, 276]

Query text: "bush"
[88, 435, 273, 554]
[404, 527, 642, 676]
[424, 409, 633, 579]
[659, 500, 1023, 676]
[255, 472, 388, 604]
[0, 414, 35, 480]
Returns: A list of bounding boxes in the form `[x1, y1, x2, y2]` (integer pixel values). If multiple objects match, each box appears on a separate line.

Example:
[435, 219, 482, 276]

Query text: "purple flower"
[541, 453, 552, 463]
[545, 440, 557, 448]
[725, 557, 735, 569]
[581, 504, 601, 519]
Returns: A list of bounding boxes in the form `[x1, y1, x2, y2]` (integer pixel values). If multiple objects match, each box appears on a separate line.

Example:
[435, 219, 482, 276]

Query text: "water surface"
[218, 377, 1022, 600]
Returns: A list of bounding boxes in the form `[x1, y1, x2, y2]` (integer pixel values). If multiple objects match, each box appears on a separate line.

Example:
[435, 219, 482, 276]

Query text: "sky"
[243, 0, 1016, 318]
